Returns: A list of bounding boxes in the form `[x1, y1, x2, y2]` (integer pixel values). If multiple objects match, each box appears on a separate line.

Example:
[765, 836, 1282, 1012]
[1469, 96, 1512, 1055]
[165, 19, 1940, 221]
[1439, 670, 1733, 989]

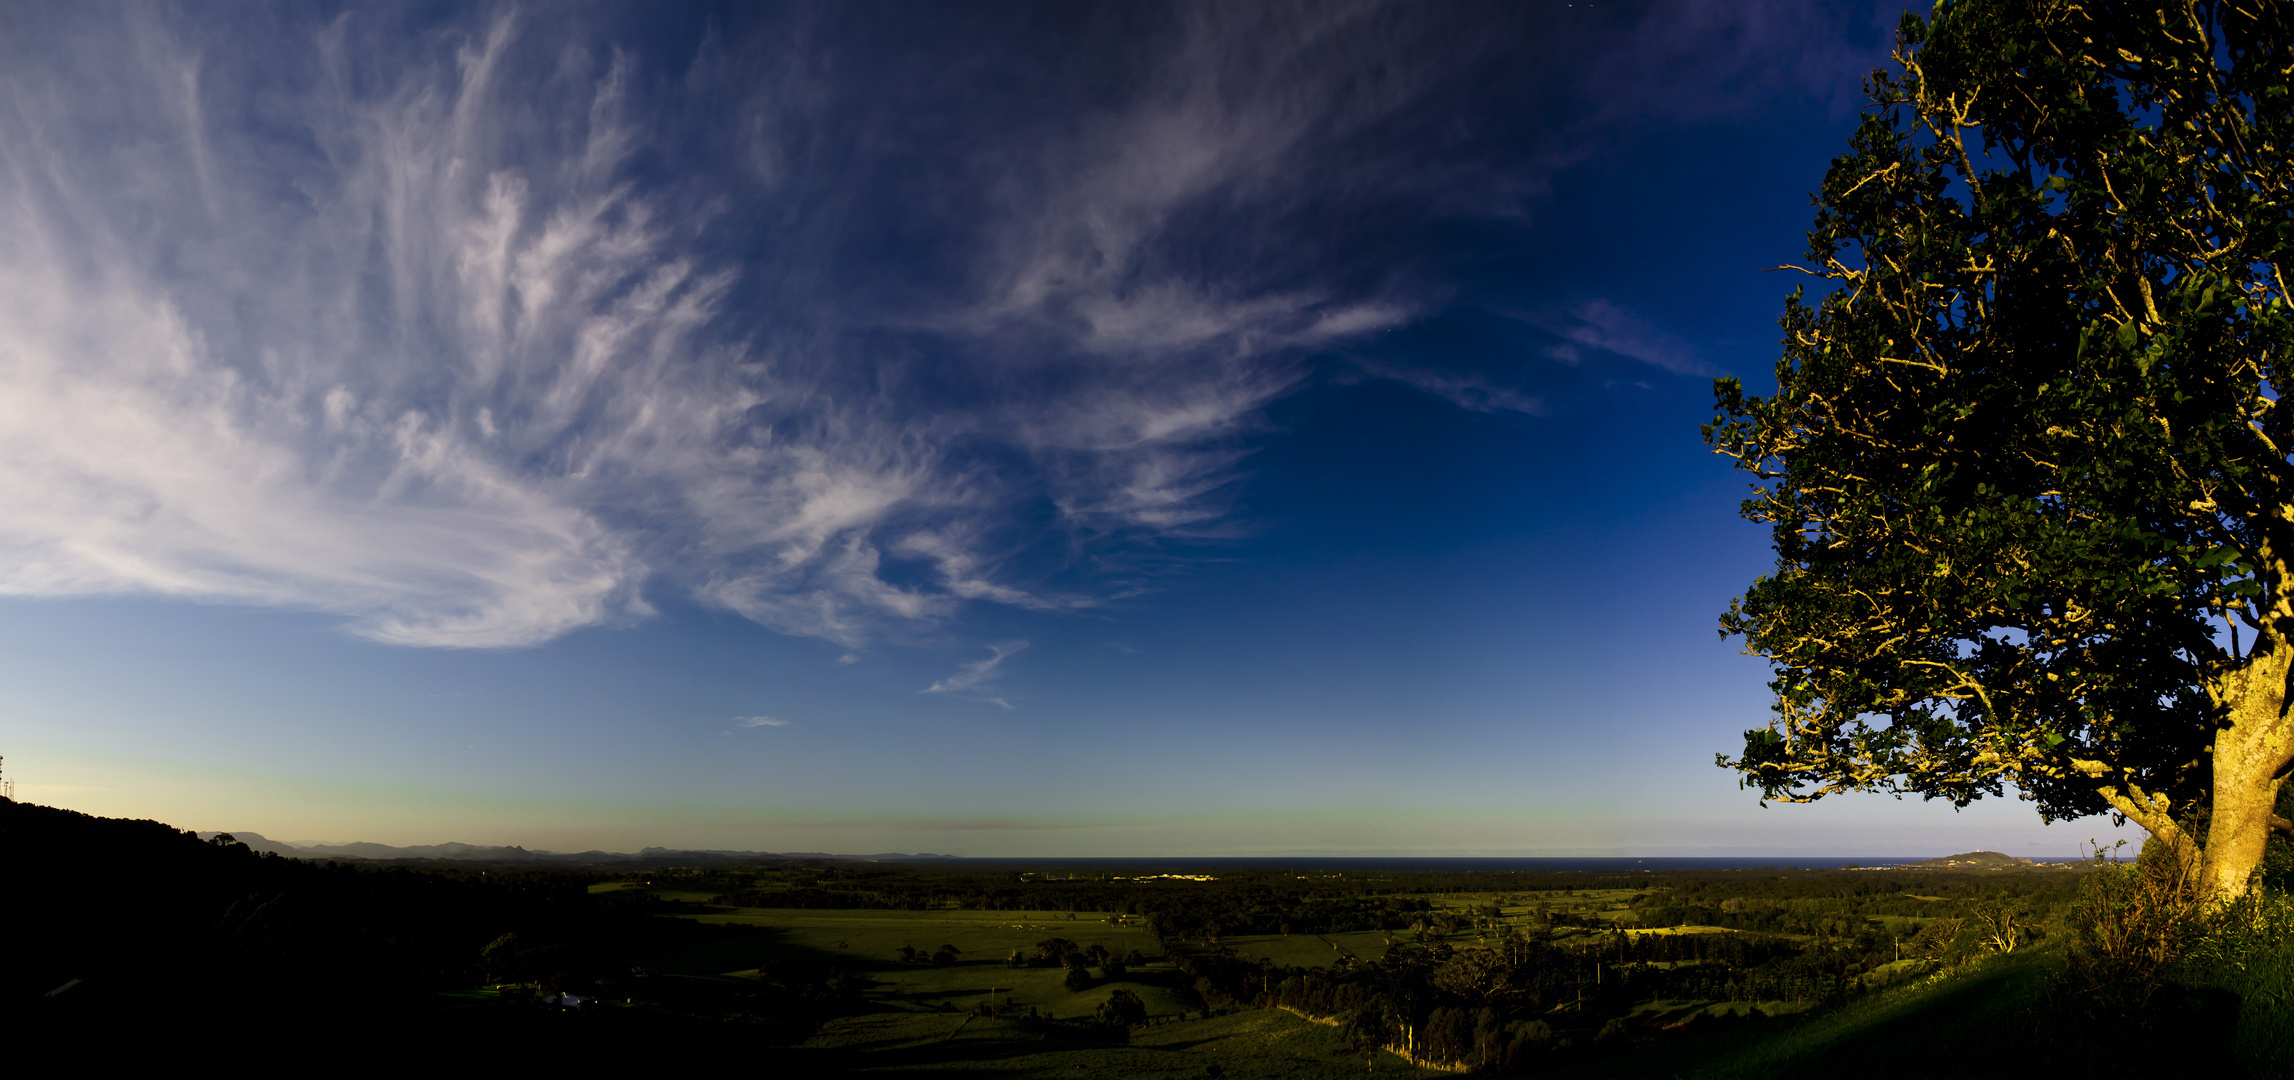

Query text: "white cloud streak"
[1353, 362, 1548, 416]
[734, 716, 790, 728]
[0, 7, 1447, 650]
[1513, 299, 1718, 378]
[0, 10, 966, 648]
[0, 4, 1849, 651]
[0, 14, 650, 647]
[922, 640, 1029, 708]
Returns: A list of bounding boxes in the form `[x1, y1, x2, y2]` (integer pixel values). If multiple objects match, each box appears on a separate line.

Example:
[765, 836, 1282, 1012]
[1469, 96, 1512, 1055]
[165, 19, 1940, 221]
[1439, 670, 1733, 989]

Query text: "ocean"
[902, 856, 2084, 872]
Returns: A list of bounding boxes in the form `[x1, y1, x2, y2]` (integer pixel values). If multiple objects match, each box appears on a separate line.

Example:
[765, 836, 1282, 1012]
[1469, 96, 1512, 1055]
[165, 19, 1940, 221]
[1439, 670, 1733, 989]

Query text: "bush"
[2059, 846, 2208, 1012]
[1097, 988, 1146, 1026]
[2037, 842, 2263, 1076]
[1901, 917, 1964, 960]
[1063, 965, 1092, 992]
[2177, 891, 2294, 1074]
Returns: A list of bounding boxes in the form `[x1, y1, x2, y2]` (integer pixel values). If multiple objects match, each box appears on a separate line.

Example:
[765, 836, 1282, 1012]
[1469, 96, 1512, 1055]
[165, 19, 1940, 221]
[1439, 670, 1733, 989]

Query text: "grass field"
[585, 878, 2287, 1078]
[1551, 938, 2278, 1080]
[1220, 931, 1395, 968]
[801, 1007, 1447, 1077]
[586, 883, 1442, 1076]
[593, 880, 1855, 1075]
[634, 906, 1183, 1019]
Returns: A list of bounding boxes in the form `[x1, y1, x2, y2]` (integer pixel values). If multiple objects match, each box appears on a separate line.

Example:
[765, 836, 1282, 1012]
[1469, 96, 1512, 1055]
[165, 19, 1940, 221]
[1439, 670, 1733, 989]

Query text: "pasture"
[564, 871, 2157, 1076]
[802, 1007, 1446, 1077]
[583, 880, 1442, 1075]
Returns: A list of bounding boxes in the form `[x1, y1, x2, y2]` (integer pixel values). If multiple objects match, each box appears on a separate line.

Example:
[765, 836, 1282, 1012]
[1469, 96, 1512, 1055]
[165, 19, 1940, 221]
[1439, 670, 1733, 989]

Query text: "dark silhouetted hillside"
[2, 798, 794, 1078]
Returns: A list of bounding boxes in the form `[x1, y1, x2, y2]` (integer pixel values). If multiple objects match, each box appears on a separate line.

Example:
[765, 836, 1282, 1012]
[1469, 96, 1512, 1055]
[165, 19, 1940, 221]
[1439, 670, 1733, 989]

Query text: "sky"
[0, 1, 2145, 858]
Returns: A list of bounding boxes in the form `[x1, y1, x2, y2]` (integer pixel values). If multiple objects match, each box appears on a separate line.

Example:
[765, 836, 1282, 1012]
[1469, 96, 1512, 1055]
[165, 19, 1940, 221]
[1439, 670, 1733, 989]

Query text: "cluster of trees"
[708, 868, 1476, 950]
[1212, 930, 1884, 1071]
[1096, 988, 1148, 1027]
[1147, 869, 2121, 1074]
[893, 943, 963, 965]
[713, 885, 883, 909]
[1144, 895, 1435, 939]
[1006, 938, 1151, 991]
[709, 865, 1653, 921]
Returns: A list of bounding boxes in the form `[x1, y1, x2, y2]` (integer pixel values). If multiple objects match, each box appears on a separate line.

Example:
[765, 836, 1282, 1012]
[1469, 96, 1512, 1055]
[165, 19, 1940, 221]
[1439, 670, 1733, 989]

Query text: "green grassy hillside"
[1560, 937, 2274, 1080]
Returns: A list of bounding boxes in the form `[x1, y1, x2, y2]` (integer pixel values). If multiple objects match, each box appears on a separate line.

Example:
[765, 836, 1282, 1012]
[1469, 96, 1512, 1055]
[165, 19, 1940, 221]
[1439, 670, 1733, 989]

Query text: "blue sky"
[0, 1, 2141, 857]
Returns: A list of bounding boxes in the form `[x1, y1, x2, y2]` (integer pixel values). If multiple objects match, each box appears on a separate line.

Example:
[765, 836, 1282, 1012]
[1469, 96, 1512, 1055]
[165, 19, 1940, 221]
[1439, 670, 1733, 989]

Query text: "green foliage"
[2178, 892, 2294, 1073]
[2009, 847, 2294, 1076]
[1096, 988, 1147, 1027]
[1965, 892, 2031, 954]
[1707, 0, 2294, 898]
[1663, 947, 2065, 1080]
[1899, 916, 1963, 960]
[2049, 835, 2294, 1074]
[2057, 848, 2211, 1012]
[480, 931, 525, 978]
[29, 796, 2249, 1077]
[2261, 783, 2294, 891]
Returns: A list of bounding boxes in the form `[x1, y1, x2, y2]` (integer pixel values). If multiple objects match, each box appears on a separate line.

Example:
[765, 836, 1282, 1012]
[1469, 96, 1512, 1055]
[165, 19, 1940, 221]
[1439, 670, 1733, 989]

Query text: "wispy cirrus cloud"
[734, 716, 791, 728]
[1351, 361, 1549, 416]
[0, 4, 1868, 652]
[922, 641, 1029, 708]
[1514, 300, 1719, 378]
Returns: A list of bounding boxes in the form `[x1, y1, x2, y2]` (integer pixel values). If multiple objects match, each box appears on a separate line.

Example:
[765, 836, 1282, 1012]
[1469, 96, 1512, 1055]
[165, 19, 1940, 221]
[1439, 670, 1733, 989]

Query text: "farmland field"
[578, 883, 1443, 1076]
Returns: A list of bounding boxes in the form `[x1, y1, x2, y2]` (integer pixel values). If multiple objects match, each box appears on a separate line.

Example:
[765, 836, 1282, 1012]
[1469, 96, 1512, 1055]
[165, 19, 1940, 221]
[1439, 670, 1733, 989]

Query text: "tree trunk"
[2199, 643, 2294, 901]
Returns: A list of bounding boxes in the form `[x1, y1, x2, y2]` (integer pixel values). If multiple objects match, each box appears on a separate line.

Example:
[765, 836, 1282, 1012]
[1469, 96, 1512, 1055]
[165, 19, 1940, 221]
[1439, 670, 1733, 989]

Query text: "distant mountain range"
[195, 831, 956, 866]
[187, 834, 2082, 871]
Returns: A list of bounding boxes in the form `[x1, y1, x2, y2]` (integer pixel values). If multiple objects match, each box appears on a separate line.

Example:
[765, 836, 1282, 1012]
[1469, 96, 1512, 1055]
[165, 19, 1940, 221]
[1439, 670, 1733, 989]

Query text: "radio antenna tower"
[1, 755, 13, 801]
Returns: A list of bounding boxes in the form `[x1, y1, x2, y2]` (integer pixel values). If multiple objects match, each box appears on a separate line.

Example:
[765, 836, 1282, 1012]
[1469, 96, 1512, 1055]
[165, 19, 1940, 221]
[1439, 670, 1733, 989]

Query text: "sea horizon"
[884, 855, 2092, 871]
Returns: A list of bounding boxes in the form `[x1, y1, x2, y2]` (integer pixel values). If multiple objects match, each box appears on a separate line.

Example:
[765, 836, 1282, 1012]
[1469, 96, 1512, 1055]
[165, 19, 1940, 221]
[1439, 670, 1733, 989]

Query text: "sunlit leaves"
[1706, 0, 2294, 834]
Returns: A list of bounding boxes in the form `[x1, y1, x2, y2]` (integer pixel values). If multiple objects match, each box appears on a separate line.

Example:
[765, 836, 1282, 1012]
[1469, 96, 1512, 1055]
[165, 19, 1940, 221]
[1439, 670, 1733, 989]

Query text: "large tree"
[1707, 0, 2294, 900]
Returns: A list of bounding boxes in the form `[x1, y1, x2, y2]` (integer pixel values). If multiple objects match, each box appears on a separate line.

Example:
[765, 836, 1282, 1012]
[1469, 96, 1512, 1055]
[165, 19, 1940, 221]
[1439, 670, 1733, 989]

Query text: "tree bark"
[2198, 643, 2294, 901]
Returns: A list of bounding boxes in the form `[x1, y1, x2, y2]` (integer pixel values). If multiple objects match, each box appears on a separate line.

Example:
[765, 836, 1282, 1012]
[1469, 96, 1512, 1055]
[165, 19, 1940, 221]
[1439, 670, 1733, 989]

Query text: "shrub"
[1033, 937, 1076, 965]
[1063, 965, 1092, 992]
[2060, 845, 2208, 1011]
[1967, 893, 2031, 954]
[2036, 841, 2255, 1076]
[2177, 891, 2294, 1074]
[480, 931, 525, 979]
[1097, 988, 1146, 1027]
[1901, 917, 1964, 960]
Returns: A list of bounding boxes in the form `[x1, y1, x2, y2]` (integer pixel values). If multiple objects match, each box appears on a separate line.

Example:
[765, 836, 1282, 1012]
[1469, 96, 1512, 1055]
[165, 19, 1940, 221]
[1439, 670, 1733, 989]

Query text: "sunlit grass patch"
[1221, 930, 1394, 968]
